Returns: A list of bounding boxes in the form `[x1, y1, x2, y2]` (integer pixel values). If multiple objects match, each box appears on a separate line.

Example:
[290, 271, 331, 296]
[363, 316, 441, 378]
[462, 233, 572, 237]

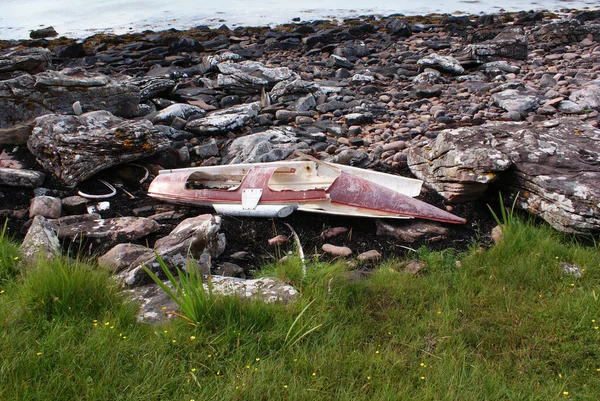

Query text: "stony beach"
[1, 9, 599, 319]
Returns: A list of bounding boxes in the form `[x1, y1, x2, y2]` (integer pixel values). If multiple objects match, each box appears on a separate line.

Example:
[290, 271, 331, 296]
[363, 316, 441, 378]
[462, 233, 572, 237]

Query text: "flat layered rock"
[492, 89, 540, 113]
[0, 167, 45, 188]
[185, 102, 261, 135]
[132, 76, 176, 102]
[408, 119, 600, 233]
[57, 216, 160, 252]
[0, 68, 140, 128]
[152, 103, 206, 125]
[129, 276, 298, 324]
[0, 48, 51, 74]
[221, 126, 309, 164]
[28, 111, 169, 187]
[458, 27, 528, 64]
[216, 61, 299, 94]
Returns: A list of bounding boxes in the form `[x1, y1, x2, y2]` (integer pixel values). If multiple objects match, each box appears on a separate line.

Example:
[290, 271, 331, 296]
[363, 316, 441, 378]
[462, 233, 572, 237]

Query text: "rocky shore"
[1, 9, 600, 320]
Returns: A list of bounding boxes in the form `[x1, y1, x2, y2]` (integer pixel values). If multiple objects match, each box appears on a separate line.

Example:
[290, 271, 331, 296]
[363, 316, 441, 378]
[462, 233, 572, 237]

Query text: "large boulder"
[408, 119, 600, 233]
[28, 110, 169, 187]
[119, 215, 226, 286]
[458, 27, 528, 64]
[0, 68, 140, 128]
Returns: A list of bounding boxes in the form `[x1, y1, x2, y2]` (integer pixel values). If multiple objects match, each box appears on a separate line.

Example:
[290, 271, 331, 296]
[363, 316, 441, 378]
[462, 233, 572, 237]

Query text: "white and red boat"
[147, 158, 466, 224]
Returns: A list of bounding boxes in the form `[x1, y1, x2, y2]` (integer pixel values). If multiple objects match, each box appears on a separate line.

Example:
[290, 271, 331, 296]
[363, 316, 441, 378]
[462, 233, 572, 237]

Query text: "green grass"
[1, 216, 599, 400]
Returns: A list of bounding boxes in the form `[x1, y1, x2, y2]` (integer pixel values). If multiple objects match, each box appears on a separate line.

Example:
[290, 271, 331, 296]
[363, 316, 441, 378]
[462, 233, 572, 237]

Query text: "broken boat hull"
[147, 161, 466, 224]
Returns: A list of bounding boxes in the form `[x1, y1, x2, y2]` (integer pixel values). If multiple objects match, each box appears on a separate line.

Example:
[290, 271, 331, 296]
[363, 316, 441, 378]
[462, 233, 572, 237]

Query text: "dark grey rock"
[0, 48, 51, 74]
[213, 262, 245, 277]
[413, 69, 443, 85]
[557, 100, 584, 114]
[539, 74, 557, 88]
[327, 55, 354, 69]
[0, 167, 45, 188]
[0, 121, 34, 145]
[61, 196, 88, 215]
[120, 214, 225, 286]
[269, 79, 317, 104]
[217, 61, 298, 94]
[55, 43, 86, 58]
[132, 76, 176, 102]
[0, 68, 140, 128]
[386, 18, 412, 37]
[30, 26, 58, 39]
[192, 140, 219, 159]
[412, 84, 443, 99]
[458, 27, 528, 63]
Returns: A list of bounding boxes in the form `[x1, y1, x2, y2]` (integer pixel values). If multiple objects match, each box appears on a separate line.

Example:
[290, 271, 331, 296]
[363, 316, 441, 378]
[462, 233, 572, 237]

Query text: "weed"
[142, 254, 214, 325]
[0, 220, 20, 283]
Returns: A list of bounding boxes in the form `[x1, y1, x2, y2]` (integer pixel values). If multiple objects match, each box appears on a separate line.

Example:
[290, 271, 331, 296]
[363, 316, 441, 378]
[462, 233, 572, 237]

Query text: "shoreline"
[1, 6, 599, 42]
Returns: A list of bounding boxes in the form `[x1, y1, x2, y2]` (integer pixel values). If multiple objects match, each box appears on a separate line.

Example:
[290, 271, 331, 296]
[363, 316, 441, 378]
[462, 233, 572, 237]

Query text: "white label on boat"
[242, 188, 263, 210]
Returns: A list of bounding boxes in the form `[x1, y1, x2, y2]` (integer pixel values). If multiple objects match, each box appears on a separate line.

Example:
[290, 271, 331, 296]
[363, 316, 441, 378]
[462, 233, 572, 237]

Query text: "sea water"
[0, 0, 598, 40]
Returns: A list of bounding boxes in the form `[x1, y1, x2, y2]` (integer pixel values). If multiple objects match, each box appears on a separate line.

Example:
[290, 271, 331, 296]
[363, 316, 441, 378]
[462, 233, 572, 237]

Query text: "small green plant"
[488, 192, 519, 232]
[142, 254, 214, 325]
[282, 299, 322, 349]
[0, 220, 20, 283]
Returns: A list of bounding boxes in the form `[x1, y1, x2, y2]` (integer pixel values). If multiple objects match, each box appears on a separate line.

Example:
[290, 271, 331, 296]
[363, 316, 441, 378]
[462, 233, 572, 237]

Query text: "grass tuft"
[18, 255, 128, 322]
[0, 220, 21, 284]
